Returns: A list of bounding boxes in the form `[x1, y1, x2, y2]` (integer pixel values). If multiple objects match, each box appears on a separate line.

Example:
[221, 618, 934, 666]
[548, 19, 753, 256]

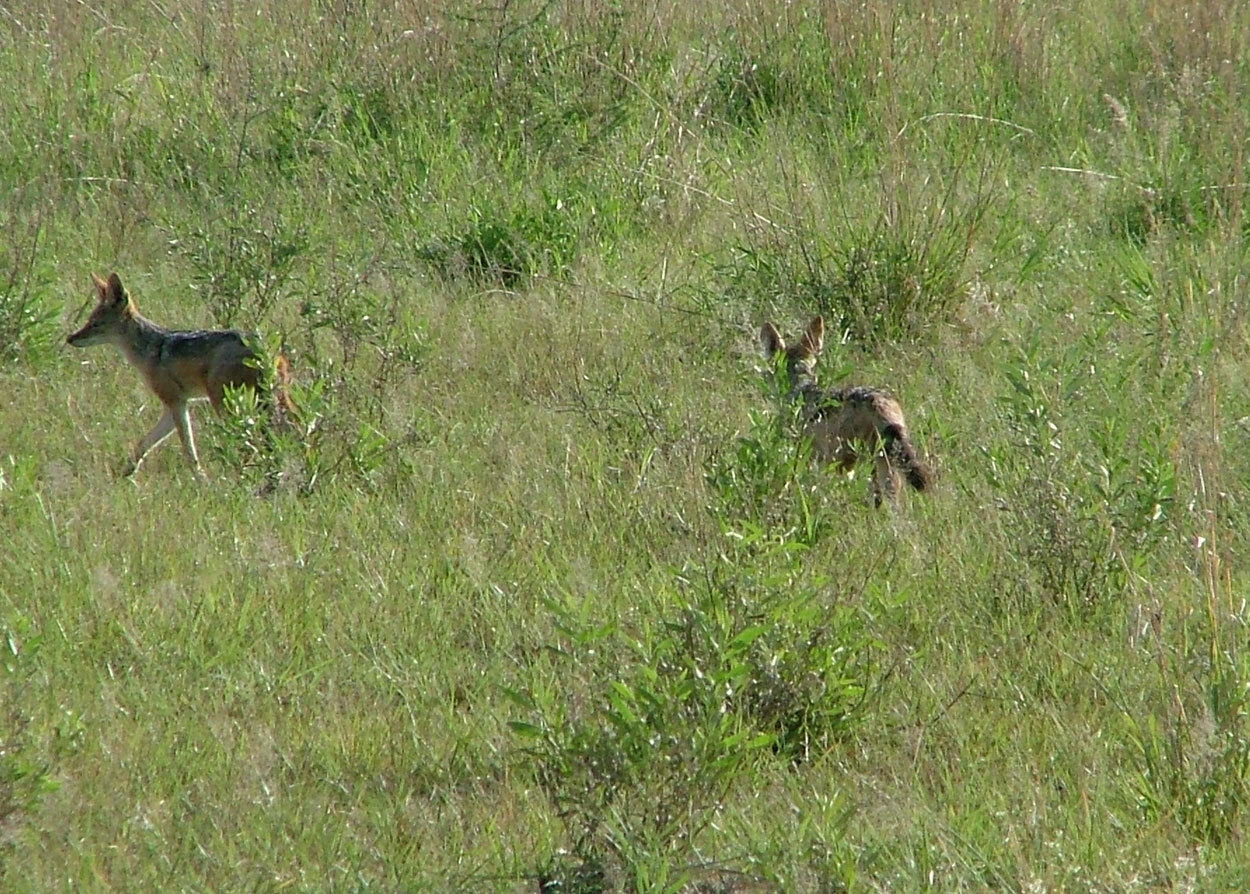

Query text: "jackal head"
[67, 273, 135, 348]
[760, 315, 825, 392]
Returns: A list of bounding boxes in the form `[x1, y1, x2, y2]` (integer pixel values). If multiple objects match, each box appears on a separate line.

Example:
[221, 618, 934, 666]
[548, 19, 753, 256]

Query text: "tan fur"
[760, 315, 934, 506]
[67, 272, 294, 477]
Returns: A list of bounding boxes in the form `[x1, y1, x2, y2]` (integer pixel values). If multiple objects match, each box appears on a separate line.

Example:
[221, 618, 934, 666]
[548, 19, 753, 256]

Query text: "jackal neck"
[785, 367, 818, 404]
[792, 381, 831, 420]
[790, 379, 858, 425]
[114, 310, 169, 364]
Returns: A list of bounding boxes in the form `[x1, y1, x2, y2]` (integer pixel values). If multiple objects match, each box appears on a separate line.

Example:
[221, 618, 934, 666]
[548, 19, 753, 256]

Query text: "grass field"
[3, 0, 1250, 889]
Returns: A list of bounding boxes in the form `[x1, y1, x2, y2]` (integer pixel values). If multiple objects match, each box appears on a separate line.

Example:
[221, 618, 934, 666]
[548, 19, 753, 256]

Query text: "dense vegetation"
[3, 0, 1250, 888]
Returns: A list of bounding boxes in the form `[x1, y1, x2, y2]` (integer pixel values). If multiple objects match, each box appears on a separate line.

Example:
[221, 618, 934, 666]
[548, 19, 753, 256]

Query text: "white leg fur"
[171, 402, 204, 475]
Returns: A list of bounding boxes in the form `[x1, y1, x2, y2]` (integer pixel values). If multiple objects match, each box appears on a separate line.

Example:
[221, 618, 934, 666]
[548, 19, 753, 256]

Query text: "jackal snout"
[759, 315, 934, 506]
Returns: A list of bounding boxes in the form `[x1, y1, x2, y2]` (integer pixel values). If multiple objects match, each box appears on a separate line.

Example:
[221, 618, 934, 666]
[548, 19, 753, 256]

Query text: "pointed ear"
[105, 272, 127, 305]
[800, 316, 825, 355]
[92, 273, 109, 297]
[760, 321, 785, 356]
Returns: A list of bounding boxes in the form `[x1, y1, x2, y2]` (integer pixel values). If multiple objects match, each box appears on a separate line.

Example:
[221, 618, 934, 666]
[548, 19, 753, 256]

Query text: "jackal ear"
[760, 321, 785, 356]
[91, 272, 109, 297]
[105, 272, 127, 305]
[800, 316, 825, 355]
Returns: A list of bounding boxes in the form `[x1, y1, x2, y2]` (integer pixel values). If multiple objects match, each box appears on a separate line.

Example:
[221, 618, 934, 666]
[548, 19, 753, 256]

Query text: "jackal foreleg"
[124, 408, 177, 476]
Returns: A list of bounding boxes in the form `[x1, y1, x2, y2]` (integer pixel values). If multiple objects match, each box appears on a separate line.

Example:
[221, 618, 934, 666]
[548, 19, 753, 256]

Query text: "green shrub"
[718, 196, 991, 344]
[508, 528, 875, 883]
[419, 194, 581, 287]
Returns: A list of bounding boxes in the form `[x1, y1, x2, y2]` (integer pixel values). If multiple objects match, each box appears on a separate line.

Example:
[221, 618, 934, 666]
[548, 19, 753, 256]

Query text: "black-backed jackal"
[67, 272, 293, 477]
[760, 315, 934, 506]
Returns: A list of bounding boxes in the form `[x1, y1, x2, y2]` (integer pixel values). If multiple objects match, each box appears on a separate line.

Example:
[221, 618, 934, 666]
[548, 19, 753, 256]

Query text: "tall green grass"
[3, 0, 1250, 888]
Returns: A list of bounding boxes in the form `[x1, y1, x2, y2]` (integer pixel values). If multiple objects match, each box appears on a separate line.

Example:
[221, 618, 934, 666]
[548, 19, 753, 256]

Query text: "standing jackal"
[67, 272, 293, 478]
[760, 315, 933, 506]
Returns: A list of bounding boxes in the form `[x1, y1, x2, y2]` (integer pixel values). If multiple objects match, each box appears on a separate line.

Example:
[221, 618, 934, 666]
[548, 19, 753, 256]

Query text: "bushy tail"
[271, 353, 297, 426]
[883, 424, 934, 492]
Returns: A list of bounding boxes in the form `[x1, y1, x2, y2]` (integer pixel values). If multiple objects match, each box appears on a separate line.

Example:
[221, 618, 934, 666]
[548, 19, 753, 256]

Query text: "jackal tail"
[883, 424, 934, 492]
[272, 353, 297, 424]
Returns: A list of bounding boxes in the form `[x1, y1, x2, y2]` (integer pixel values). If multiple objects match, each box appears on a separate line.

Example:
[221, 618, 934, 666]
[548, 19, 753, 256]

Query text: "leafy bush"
[508, 527, 875, 884]
[170, 205, 309, 329]
[701, 51, 795, 131]
[419, 194, 582, 287]
[719, 203, 988, 345]
[705, 351, 860, 537]
[671, 549, 877, 764]
[704, 404, 813, 531]
[209, 335, 388, 496]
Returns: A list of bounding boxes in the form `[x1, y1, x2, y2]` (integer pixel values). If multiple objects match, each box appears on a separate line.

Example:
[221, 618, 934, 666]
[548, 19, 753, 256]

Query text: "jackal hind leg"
[170, 402, 207, 478]
[872, 453, 901, 507]
[832, 441, 857, 473]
